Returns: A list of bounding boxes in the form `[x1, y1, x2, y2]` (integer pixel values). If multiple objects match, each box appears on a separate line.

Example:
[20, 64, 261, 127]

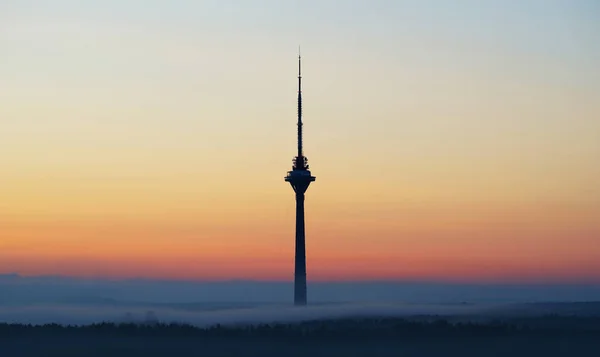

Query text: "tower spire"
[297, 50, 303, 160]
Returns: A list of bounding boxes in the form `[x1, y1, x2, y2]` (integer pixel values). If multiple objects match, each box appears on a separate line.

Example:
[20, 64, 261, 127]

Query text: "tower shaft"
[294, 192, 307, 305]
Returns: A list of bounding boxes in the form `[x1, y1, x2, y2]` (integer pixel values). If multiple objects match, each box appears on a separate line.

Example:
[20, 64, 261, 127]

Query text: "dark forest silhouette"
[2, 315, 600, 357]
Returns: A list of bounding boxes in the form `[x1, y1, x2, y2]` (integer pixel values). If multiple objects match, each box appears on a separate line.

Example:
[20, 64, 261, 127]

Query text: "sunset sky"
[1, 0, 599, 283]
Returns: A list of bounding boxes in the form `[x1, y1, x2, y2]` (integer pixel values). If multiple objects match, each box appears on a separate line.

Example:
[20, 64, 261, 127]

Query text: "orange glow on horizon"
[2, 200, 599, 283]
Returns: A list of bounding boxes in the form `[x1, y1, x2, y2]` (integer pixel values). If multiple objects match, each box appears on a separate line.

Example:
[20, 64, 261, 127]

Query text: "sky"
[1, 0, 599, 283]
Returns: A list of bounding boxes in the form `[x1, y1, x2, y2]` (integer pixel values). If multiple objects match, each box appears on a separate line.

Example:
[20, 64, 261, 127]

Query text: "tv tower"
[285, 52, 315, 306]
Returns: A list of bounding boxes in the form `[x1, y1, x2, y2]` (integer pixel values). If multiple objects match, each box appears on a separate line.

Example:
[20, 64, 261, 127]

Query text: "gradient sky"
[1, 0, 599, 282]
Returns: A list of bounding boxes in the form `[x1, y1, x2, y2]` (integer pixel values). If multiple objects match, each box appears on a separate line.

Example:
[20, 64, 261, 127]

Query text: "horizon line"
[2, 273, 600, 286]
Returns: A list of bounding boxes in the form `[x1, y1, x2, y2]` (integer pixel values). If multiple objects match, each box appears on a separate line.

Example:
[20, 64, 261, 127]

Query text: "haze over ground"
[1, 274, 599, 326]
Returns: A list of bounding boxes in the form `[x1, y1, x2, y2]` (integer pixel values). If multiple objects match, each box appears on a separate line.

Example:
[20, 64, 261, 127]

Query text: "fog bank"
[0, 302, 494, 326]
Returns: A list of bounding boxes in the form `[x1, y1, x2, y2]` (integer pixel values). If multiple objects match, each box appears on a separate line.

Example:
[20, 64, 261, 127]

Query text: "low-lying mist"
[0, 302, 493, 327]
[2, 274, 600, 327]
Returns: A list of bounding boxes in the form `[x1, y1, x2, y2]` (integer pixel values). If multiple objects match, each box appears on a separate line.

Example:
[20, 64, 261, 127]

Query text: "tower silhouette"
[285, 53, 315, 306]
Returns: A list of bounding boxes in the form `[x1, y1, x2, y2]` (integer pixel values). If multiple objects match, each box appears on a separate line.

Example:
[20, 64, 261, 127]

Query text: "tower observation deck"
[285, 53, 315, 306]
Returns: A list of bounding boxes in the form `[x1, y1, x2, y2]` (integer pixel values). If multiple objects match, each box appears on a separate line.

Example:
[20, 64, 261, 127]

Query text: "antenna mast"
[297, 51, 303, 161]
